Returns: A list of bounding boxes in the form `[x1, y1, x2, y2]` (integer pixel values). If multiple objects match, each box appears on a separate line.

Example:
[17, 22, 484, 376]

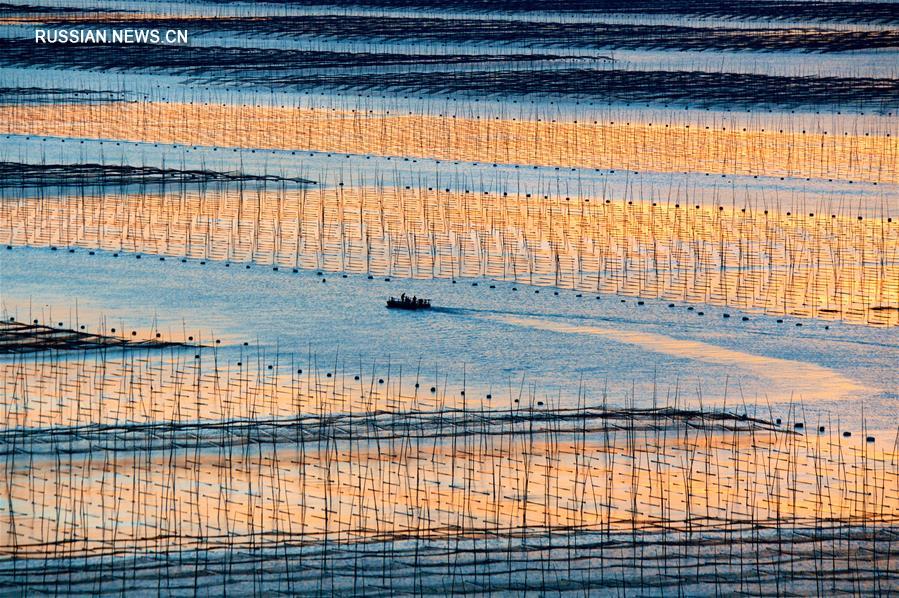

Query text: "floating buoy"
[867, 436, 875, 443]
[843, 431, 851, 437]
[723, 313, 730, 318]
[794, 422, 804, 429]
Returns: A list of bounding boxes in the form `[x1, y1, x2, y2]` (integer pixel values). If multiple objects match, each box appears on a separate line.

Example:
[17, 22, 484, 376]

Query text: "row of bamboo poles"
[3, 184, 896, 325]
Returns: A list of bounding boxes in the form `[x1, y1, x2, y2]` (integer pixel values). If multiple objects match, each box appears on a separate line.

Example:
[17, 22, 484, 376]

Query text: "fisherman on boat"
[387, 294, 432, 310]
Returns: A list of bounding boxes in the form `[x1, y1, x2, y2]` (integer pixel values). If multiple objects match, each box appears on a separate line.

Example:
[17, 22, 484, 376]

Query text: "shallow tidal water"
[3, 245, 896, 435]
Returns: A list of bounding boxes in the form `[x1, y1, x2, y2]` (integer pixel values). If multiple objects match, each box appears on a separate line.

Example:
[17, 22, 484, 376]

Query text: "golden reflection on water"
[1, 102, 895, 183]
[2, 418, 896, 557]
[3, 186, 896, 325]
[493, 315, 868, 403]
[1, 351, 895, 559]
[2, 97, 896, 575]
[0, 352, 454, 429]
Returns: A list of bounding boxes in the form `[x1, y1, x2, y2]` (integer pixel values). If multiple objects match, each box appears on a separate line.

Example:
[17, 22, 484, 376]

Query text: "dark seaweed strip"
[199, 0, 899, 26]
[0, 38, 892, 110]
[200, 67, 899, 111]
[0, 39, 576, 72]
[0, 162, 316, 190]
[0, 405, 778, 456]
[0, 321, 198, 355]
[0, 86, 123, 105]
[32, 15, 899, 53]
[0, 497, 895, 593]
[0, 2, 126, 16]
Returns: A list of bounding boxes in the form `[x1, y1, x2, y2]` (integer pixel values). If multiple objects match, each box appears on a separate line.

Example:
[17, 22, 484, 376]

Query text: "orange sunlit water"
[3, 186, 896, 325]
[1, 102, 895, 183]
[3, 417, 896, 558]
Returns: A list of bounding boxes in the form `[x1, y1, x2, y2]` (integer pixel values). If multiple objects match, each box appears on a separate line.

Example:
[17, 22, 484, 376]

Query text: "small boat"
[387, 295, 431, 310]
